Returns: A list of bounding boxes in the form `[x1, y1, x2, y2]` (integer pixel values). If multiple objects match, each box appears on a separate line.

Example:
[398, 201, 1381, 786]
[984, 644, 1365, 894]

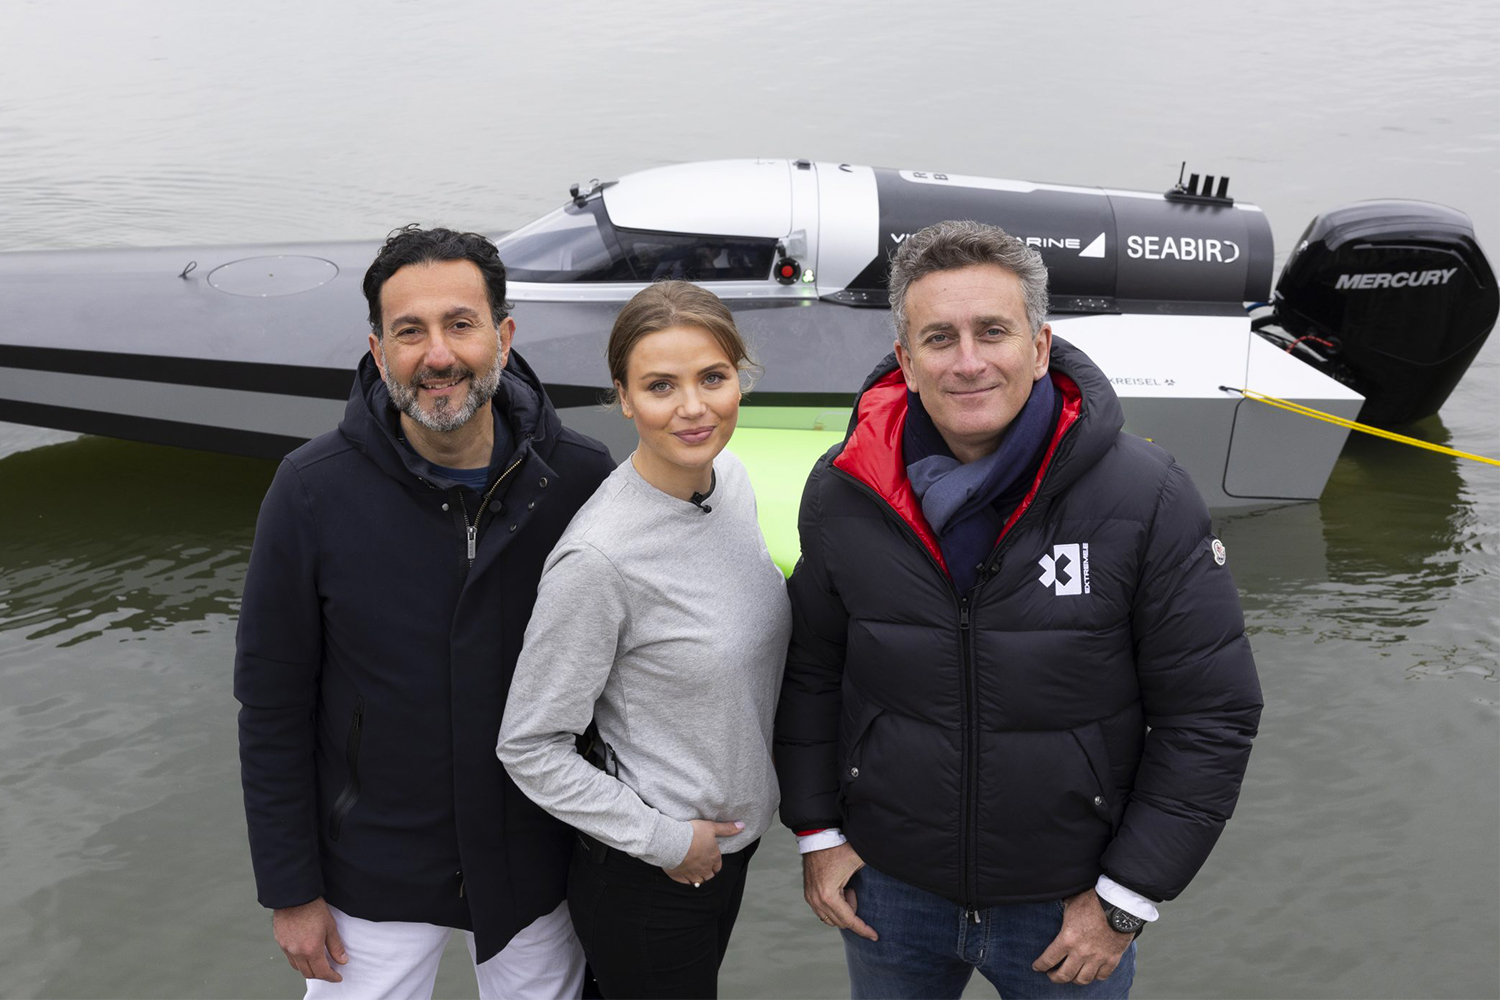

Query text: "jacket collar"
[831, 336, 1116, 569]
[339, 347, 562, 490]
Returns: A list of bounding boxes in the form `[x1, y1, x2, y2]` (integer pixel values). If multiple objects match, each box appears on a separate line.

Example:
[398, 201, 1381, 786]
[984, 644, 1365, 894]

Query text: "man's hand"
[272, 897, 348, 983]
[1031, 889, 1134, 985]
[802, 842, 877, 941]
[664, 819, 744, 885]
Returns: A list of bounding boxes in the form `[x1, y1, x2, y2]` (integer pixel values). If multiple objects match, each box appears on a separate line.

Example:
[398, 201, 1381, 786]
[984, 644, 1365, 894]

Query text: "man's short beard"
[381, 349, 503, 434]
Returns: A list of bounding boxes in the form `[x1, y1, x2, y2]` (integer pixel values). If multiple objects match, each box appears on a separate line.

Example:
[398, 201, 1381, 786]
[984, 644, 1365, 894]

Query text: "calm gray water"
[1, 2, 1497, 997]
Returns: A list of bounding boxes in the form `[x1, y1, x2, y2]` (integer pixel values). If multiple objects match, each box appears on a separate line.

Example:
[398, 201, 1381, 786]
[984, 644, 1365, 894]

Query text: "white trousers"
[303, 900, 585, 1000]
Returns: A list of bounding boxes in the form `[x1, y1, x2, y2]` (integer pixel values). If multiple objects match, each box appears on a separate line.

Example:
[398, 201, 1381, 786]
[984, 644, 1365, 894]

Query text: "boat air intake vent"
[1164, 161, 1234, 206]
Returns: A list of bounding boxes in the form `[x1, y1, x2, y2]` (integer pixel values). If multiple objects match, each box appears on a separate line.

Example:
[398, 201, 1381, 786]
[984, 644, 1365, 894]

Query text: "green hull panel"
[735, 405, 853, 432]
[730, 422, 848, 576]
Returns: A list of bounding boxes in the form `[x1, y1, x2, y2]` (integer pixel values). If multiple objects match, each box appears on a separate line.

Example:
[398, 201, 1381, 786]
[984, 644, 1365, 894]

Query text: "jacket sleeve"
[233, 460, 325, 910]
[1102, 460, 1263, 901]
[497, 542, 695, 870]
[773, 457, 851, 834]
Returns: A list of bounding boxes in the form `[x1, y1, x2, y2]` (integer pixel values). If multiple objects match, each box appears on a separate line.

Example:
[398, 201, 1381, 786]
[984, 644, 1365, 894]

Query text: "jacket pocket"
[328, 697, 365, 842]
[838, 700, 884, 810]
[1071, 722, 1120, 832]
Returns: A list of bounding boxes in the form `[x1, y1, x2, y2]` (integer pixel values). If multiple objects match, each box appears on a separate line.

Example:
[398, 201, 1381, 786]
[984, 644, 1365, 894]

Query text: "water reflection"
[1218, 415, 1494, 687]
[1221, 418, 1466, 587]
[1320, 419, 1473, 584]
[0, 436, 275, 643]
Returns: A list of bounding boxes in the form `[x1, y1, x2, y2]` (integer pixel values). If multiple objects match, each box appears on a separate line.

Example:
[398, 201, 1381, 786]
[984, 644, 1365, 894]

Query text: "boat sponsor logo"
[1025, 236, 1083, 250]
[1038, 542, 1090, 596]
[1334, 267, 1457, 291]
[889, 232, 1106, 258]
[1211, 538, 1227, 566]
[1125, 234, 1241, 264]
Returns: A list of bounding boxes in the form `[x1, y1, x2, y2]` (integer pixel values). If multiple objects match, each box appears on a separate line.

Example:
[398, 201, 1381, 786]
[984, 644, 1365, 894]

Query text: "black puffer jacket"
[774, 337, 1261, 908]
[235, 350, 613, 961]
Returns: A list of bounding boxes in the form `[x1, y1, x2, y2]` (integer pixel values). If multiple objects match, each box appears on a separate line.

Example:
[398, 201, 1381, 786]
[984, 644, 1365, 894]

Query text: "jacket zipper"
[958, 593, 978, 921]
[830, 419, 1075, 916]
[456, 446, 529, 565]
[830, 467, 977, 900]
[328, 697, 365, 842]
[956, 500, 1057, 919]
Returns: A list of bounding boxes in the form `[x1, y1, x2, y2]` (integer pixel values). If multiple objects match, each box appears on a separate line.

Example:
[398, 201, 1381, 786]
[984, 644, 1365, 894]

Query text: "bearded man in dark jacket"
[774, 220, 1262, 999]
[235, 227, 614, 998]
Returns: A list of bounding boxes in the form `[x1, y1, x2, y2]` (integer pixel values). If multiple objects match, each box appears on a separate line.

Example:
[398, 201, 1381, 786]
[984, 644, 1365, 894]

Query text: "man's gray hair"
[888, 220, 1050, 347]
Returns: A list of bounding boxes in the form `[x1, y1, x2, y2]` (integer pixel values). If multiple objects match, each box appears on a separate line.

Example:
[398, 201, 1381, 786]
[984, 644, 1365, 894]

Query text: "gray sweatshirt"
[497, 450, 791, 869]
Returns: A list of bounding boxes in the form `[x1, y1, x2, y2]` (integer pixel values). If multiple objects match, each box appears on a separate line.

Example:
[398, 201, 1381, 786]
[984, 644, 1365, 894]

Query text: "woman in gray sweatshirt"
[497, 281, 790, 999]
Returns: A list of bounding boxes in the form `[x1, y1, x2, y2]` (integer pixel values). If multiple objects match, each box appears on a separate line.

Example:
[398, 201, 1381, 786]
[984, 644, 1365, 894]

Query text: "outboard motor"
[1268, 200, 1497, 427]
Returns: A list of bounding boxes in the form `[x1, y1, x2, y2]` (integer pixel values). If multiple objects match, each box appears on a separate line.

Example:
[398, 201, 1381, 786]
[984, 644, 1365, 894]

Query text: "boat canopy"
[498, 197, 779, 283]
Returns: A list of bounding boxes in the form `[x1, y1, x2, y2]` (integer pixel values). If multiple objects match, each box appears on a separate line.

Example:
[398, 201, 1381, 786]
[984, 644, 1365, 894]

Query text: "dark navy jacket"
[235, 350, 613, 961]
[774, 338, 1262, 908]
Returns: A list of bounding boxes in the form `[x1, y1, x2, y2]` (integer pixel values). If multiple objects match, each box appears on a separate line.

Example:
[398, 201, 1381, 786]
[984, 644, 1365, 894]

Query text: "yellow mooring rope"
[1219, 386, 1500, 467]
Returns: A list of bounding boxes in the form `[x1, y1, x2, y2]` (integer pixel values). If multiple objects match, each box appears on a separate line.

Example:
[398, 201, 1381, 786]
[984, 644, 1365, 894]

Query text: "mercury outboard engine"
[1265, 200, 1497, 427]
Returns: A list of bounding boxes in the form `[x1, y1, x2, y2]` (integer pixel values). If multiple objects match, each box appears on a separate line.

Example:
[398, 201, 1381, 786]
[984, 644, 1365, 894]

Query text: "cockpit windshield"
[497, 199, 778, 283]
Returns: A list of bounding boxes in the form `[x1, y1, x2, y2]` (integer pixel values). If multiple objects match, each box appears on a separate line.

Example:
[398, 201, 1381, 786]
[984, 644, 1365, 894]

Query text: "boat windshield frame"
[497, 198, 779, 284]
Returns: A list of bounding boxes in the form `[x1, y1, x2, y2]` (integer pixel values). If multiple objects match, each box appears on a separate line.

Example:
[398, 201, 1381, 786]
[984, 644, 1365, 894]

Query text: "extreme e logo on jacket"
[1038, 543, 1090, 596]
[1334, 268, 1457, 290]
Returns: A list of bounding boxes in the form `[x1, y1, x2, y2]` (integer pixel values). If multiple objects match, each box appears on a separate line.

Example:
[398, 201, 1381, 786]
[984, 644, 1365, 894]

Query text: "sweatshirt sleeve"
[497, 542, 695, 869]
[233, 460, 325, 909]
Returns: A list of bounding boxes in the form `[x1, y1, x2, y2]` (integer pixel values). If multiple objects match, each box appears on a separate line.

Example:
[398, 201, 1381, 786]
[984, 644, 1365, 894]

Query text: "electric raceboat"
[0, 159, 1492, 566]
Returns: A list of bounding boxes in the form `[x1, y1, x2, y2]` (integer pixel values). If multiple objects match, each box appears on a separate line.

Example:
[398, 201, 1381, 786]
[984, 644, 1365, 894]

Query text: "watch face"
[1109, 909, 1144, 933]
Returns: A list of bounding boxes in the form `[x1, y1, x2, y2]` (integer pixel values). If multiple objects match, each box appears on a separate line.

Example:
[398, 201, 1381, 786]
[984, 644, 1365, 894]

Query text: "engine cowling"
[1271, 200, 1497, 427]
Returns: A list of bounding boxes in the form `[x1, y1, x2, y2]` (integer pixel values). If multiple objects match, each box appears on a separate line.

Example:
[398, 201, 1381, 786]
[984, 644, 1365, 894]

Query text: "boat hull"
[0, 243, 1358, 516]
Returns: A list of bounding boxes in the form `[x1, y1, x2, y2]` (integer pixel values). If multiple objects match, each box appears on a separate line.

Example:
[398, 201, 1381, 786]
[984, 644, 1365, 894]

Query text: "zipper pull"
[466, 525, 477, 562]
[969, 908, 981, 924]
[959, 598, 970, 629]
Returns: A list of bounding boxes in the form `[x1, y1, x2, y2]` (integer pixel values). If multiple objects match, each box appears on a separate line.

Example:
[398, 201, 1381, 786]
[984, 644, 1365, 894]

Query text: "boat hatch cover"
[207, 255, 339, 297]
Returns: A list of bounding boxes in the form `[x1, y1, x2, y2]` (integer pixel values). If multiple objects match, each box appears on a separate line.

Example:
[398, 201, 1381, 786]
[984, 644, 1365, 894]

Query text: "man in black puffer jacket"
[236, 227, 614, 998]
[774, 221, 1261, 999]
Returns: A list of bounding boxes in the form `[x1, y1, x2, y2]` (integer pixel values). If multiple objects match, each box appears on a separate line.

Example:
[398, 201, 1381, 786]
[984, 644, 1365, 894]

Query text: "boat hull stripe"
[0, 345, 853, 410]
[0, 345, 354, 399]
[0, 398, 304, 460]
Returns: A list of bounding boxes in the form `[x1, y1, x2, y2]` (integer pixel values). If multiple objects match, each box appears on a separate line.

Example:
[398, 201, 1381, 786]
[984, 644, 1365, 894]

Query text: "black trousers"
[568, 834, 760, 1000]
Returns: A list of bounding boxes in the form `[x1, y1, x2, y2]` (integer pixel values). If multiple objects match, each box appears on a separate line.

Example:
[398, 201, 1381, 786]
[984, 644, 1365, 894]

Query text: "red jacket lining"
[832, 370, 1082, 576]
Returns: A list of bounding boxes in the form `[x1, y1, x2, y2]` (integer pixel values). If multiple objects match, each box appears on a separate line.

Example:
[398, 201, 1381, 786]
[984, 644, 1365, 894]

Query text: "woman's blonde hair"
[605, 281, 760, 404]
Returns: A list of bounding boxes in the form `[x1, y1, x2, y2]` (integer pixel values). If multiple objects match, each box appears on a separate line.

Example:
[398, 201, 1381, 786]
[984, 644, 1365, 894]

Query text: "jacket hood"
[1032, 336, 1124, 499]
[833, 335, 1123, 566]
[339, 347, 562, 489]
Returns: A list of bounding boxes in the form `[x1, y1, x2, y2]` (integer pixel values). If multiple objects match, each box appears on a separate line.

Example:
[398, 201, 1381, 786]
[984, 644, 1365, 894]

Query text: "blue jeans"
[842, 865, 1136, 999]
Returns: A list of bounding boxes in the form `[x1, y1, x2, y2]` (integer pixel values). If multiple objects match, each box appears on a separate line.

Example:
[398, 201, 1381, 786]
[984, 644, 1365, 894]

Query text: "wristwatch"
[1095, 891, 1147, 937]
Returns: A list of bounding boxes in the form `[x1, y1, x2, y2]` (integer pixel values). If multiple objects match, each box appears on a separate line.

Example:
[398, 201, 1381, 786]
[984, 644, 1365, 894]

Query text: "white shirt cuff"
[1095, 875, 1159, 922]
[796, 828, 848, 854]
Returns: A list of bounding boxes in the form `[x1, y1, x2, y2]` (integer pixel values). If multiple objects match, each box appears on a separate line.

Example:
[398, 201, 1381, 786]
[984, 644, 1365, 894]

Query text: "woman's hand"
[664, 819, 744, 885]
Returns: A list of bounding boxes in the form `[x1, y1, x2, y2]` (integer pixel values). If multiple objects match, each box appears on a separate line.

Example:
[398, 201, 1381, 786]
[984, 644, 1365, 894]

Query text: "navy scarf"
[904, 376, 1060, 593]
